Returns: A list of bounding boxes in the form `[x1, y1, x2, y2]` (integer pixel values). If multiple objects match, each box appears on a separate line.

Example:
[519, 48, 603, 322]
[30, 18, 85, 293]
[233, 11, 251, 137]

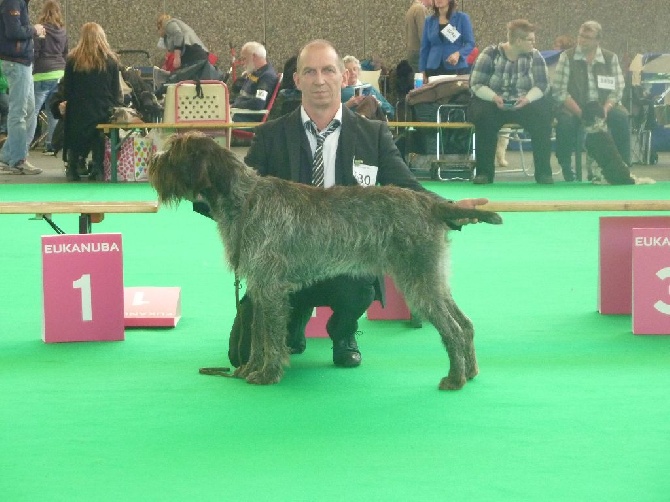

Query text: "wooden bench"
[480, 200, 670, 212]
[0, 201, 159, 234]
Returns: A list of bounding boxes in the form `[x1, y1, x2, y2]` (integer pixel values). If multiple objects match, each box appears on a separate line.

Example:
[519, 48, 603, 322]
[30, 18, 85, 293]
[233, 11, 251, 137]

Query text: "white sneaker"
[9, 160, 42, 175]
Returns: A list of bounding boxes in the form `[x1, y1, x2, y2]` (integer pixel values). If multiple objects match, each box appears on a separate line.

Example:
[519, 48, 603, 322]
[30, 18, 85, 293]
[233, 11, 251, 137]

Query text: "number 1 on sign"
[72, 274, 93, 321]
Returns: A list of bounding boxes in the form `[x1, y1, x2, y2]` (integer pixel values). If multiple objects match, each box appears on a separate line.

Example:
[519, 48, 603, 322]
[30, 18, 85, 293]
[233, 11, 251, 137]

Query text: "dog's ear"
[149, 131, 246, 205]
[149, 132, 223, 204]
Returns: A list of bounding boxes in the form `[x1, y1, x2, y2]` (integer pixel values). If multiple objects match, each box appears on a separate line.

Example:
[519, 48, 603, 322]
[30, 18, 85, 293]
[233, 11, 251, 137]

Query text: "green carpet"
[1, 181, 669, 501]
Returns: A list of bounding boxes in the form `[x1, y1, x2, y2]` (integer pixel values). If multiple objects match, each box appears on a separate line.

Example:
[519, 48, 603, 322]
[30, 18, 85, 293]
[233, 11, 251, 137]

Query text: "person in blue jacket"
[419, 0, 475, 79]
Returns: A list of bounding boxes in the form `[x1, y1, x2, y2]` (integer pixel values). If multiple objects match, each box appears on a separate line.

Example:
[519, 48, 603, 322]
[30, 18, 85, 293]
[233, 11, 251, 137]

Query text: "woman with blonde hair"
[63, 22, 122, 181]
[28, 0, 67, 156]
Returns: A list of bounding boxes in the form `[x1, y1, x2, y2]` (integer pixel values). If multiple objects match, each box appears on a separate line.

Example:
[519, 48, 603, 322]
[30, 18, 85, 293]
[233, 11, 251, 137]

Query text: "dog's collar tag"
[597, 75, 615, 90]
[352, 159, 378, 187]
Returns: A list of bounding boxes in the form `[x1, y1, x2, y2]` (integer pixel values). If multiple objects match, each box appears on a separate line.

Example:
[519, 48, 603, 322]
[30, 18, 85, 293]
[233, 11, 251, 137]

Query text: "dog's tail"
[433, 201, 503, 227]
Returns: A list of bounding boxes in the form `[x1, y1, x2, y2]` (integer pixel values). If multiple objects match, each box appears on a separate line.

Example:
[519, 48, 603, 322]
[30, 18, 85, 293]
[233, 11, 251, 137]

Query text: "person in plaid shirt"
[468, 19, 554, 184]
[553, 20, 630, 181]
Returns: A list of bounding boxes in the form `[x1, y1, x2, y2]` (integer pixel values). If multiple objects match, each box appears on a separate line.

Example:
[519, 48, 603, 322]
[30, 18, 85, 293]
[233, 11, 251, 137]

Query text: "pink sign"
[632, 228, 670, 335]
[42, 233, 124, 343]
[124, 287, 182, 327]
[305, 307, 332, 338]
[367, 276, 411, 320]
[598, 216, 670, 314]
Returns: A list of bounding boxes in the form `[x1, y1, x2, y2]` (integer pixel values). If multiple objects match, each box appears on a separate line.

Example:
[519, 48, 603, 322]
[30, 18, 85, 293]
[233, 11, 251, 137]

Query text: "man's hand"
[603, 101, 614, 118]
[345, 95, 365, 108]
[452, 198, 489, 225]
[514, 96, 530, 109]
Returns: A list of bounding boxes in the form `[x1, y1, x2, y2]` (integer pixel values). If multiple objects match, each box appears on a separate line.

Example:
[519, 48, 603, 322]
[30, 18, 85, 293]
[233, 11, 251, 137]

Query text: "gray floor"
[1, 141, 668, 185]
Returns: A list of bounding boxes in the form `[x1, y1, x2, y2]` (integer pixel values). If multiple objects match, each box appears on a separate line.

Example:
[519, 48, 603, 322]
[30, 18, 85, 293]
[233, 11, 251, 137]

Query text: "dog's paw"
[246, 368, 283, 385]
[466, 363, 479, 381]
[438, 375, 466, 391]
[233, 365, 249, 379]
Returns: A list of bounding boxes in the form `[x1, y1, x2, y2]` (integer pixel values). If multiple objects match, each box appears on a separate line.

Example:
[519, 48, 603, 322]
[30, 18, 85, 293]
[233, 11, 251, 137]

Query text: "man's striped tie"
[306, 119, 340, 187]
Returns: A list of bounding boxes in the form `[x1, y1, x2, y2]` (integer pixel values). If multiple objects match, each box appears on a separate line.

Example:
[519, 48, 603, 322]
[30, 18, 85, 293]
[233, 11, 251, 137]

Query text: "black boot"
[65, 162, 80, 181]
[65, 152, 80, 181]
[88, 162, 104, 181]
[561, 165, 576, 182]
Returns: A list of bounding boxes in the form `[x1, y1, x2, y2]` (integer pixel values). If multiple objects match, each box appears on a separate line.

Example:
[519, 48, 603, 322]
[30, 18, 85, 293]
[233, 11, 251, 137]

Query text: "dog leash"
[200, 190, 254, 378]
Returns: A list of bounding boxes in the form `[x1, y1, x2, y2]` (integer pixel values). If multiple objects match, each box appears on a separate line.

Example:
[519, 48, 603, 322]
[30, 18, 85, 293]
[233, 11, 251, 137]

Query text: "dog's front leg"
[241, 285, 291, 385]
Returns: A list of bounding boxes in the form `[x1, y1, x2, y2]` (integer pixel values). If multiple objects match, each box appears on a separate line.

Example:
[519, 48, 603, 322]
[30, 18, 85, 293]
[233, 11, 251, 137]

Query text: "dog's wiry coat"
[149, 132, 503, 390]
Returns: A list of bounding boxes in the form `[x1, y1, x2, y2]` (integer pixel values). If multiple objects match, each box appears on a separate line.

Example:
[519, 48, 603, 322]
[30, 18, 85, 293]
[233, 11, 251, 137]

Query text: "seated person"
[552, 20, 630, 182]
[341, 55, 395, 119]
[266, 55, 302, 122]
[230, 41, 279, 122]
[468, 18, 554, 185]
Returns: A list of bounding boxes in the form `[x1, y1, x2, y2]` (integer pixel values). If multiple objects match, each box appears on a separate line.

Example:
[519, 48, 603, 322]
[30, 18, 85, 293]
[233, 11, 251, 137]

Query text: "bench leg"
[110, 129, 120, 183]
[79, 214, 92, 234]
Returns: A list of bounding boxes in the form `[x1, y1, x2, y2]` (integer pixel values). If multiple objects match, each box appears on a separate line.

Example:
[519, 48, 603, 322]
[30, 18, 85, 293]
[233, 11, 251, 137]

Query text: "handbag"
[103, 132, 155, 181]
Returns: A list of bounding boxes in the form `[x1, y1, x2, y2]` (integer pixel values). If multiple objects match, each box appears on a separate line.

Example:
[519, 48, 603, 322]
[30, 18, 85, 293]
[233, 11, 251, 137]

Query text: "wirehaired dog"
[149, 132, 503, 391]
[582, 101, 655, 185]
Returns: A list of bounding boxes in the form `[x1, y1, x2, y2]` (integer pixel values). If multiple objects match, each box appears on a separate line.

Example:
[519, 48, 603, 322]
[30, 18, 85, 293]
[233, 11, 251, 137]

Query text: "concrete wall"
[29, 0, 670, 74]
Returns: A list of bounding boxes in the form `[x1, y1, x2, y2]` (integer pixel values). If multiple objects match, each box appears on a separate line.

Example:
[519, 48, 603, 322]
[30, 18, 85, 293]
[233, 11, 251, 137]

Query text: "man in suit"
[242, 39, 487, 368]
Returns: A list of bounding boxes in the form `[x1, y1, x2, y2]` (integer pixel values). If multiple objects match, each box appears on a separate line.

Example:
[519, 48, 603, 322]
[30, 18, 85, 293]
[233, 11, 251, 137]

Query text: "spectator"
[266, 55, 302, 122]
[156, 14, 208, 70]
[405, 0, 431, 71]
[0, 0, 45, 175]
[553, 34, 576, 51]
[468, 19, 554, 185]
[63, 22, 122, 181]
[27, 0, 67, 156]
[230, 41, 278, 121]
[341, 55, 395, 119]
[419, 0, 475, 80]
[553, 21, 630, 181]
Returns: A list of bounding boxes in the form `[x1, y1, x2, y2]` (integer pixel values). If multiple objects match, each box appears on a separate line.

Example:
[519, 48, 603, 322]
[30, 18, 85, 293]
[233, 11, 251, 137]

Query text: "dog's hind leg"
[391, 265, 472, 390]
[235, 282, 291, 385]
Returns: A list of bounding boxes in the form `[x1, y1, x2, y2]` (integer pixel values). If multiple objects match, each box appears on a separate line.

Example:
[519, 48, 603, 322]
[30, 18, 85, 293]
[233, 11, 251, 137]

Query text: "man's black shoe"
[562, 168, 576, 182]
[332, 335, 362, 367]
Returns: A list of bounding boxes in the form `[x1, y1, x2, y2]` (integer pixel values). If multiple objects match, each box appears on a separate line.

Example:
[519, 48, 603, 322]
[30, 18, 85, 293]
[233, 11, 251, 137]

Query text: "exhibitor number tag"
[352, 161, 378, 187]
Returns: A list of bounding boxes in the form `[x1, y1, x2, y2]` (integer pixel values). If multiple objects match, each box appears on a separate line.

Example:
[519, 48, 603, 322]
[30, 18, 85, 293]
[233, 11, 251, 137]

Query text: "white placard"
[597, 75, 616, 90]
[352, 161, 378, 187]
[441, 24, 461, 43]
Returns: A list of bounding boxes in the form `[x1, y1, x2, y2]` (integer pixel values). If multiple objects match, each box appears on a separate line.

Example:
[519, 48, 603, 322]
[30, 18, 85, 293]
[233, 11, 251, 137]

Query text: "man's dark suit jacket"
[244, 105, 426, 191]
